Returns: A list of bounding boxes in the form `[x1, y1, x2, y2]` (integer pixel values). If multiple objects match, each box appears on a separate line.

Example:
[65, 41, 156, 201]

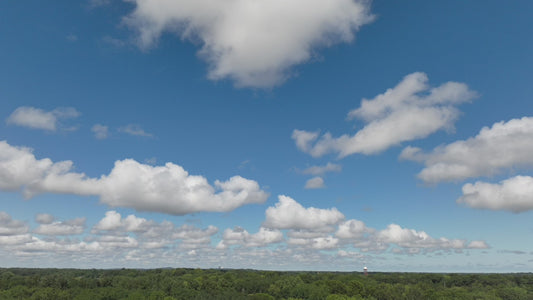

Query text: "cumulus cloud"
[0, 212, 29, 236]
[293, 72, 477, 158]
[263, 195, 344, 230]
[91, 210, 218, 249]
[288, 235, 339, 250]
[336, 219, 372, 239]
[468, 240, 490, 249]
[458, 176, 533, 213]
[0, 209, 490, 268]
[305, 176, 325, 189]
[33, 216, 86, 236]
[376, 224, 483, 251]
[122, 0, 374, 88]
[35, 213, 55, 225]
[0, 140, 269, 215]
[6, 106, 79, 131]
[92, 124, 109, 139]
[401, 117, 533, 183]
[218, 226, 283, 249]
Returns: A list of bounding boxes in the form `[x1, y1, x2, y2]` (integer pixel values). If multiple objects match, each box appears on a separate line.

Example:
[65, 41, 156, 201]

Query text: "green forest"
[0, 268, 532, 300]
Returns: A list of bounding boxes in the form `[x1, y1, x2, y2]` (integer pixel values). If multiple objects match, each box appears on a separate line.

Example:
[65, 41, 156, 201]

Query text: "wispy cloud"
[301, 163, 342, 176]
[118, 124, 153, 137]
[91, 124, 109, 139]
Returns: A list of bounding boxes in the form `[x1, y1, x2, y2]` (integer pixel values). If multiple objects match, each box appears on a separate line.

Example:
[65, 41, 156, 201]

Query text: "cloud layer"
[123, 0, 374, 88]
[0, 196, 489, 268]
[293, 72, 477, 158]
[401, 116, 533, 183]
[0, 140, 268, 215]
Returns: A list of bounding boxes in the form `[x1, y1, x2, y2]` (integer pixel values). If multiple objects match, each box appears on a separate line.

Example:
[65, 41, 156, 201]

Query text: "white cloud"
[293, 72, 477, 158]
[458, 175, 533, 213]
[6, 106, 79, 131]
[122, 0, 374, 88]
[118, 124, 153, 137]
[0, 140, 269, 215]
[305, 176, 325, 189]
[301, 163, 342, 176]
[401, 117, 533, 183]
[376, 224, 485, 250]
[33, 217, 86, 236]
[35, 213, 55, 225]
[336, 219, 372, 239]
[288, 235, 339, 250]
[0, 212, 29, 236]
[218, 226, 283, 248]
[0, 210, 491, 268]
[468, 240, 490, 249]
[263, 195, 344, 230]
[0, 141, 58, 192]
[92, 124, 109, 139]
[92, 211, 218, 250]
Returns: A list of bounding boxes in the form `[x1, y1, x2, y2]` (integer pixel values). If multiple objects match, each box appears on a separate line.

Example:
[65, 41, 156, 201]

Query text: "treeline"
[0, 268, 532, 299]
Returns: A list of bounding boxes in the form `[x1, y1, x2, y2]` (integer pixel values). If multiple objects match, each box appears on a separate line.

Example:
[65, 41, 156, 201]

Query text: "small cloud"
[6, 106, 80, 132]
[102, 36, 127, 48]
[91, 124, 109, 139]
[238, 160, 250, 169]
[301, 163, 342, 176]
[88, 0, 111, 8]
[305, 176, 325, 189]
[144, 157, 157, 165]
[118, 124, 153, 137]
[66, 34, 78, 42]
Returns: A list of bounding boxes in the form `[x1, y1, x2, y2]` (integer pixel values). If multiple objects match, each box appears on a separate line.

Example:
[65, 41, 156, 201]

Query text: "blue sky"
[0, 0, 532, 272]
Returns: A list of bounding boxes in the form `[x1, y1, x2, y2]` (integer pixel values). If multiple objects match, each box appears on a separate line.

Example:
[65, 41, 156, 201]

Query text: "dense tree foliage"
[0, 268, 531, 299]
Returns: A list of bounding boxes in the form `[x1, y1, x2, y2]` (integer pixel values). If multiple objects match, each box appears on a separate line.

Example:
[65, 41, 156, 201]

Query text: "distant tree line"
[0, 268, 532, 299]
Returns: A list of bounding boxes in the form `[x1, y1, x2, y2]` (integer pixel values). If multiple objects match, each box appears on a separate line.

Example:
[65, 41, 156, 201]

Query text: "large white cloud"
[458, 175, 533, 213]
[6, 106, 79, 131]
[263, 195, 344, 230]
[0, 140, 268, 215]
[401, 117, 533, 183]
[293, 72, 477, 158]
[122, 0, 374, 88]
